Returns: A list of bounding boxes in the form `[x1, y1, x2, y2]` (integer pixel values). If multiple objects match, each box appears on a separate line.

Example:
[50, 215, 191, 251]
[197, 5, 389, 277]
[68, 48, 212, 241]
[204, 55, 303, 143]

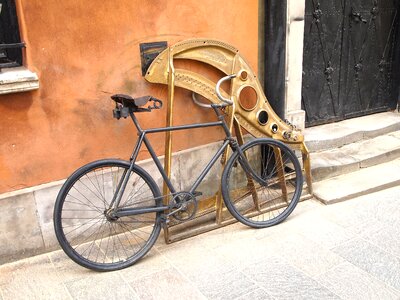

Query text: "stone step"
[311, 131, 400, 181]
[305, 111, 400, 152]
[313, 158, 400, 204]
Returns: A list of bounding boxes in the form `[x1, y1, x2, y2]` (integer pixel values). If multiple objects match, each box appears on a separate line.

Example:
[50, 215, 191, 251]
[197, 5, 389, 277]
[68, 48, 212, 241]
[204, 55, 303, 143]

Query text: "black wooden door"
[302, 0, 400, 126]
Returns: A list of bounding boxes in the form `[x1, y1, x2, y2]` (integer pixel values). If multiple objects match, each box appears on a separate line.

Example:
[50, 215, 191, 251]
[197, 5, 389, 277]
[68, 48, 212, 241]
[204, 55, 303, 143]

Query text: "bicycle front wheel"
[222, 138, 303, 228]
[54, 159, 162, 271]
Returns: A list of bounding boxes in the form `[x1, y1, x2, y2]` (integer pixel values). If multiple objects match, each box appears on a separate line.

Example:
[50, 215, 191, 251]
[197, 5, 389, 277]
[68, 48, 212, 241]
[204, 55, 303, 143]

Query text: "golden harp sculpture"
[144, 39, 313, 242]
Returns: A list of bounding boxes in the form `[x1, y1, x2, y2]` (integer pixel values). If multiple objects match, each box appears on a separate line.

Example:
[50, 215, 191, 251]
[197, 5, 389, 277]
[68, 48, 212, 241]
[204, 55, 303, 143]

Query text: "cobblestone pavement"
[1, 186, 399, 300]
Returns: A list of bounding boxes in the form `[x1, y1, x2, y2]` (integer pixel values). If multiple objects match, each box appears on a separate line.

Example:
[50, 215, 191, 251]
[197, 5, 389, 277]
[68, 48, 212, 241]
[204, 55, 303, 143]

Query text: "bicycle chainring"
[170, 192, 198, 222]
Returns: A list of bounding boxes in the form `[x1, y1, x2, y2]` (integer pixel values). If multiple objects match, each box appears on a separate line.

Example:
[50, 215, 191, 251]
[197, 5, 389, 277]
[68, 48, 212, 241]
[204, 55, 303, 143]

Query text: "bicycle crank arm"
[114, 205, 169, 217]
[166, 205, 184, 217]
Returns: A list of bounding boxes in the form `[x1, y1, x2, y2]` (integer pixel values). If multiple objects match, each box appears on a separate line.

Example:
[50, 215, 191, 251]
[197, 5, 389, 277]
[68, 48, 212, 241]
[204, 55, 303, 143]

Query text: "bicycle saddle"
[111, 94, 148, 108]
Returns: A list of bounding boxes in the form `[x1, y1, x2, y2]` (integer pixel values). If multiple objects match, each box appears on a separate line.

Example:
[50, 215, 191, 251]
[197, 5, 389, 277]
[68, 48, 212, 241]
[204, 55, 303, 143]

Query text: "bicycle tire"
[221, 138, 303, 228]
[53, 159, 162, 271]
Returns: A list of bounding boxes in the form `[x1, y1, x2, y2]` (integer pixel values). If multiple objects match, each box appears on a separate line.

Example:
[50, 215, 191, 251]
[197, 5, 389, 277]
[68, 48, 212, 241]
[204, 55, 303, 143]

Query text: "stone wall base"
[0, 140, 225, 264]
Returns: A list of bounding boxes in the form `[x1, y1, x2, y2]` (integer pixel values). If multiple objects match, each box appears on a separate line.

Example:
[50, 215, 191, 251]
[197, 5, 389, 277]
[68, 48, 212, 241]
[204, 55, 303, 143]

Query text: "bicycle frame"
[112, 105, 238, 218]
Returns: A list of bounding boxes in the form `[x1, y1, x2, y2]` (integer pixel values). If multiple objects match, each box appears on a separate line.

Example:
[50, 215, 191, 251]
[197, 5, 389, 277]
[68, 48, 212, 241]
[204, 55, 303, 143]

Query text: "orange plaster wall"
[0, 0, 259, 193]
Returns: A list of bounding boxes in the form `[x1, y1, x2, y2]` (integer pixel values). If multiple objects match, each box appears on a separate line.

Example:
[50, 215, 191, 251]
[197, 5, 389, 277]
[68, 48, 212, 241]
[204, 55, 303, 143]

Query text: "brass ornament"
[144, 39, 313, 242]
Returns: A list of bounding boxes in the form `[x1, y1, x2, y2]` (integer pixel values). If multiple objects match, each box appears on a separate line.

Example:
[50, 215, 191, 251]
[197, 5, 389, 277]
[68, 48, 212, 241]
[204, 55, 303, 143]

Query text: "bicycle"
[53, 74, 303, 271]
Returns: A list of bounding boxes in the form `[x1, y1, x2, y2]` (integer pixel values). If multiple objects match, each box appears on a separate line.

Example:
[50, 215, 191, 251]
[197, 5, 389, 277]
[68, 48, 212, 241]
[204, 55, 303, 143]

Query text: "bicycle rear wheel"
[222, 138, 303, 228]
[54, 159, 162, 271]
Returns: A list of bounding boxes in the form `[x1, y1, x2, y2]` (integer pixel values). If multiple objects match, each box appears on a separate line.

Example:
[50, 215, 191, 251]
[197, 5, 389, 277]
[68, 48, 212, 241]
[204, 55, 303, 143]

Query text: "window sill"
[0, 67, 39, 95]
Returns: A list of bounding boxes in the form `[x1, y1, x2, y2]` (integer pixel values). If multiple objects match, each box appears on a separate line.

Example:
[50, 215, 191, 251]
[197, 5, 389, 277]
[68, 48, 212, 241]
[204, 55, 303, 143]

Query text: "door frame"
[262, 0, 307, 130]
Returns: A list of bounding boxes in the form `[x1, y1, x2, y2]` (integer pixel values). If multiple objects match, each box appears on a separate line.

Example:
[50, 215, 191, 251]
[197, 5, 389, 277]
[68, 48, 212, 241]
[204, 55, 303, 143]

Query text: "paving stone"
[313, 158, 400, 204]
[0, 193, 44, 263]
[332, 238, 400, 291]
[1, 186, 400, 299]
[190, 220, 257, 251]
[187, 203, 320, 271]
[311, 131, 400, 182]
[234, 288, 273, 300]
[359, 224, 400, 258]
[317, 261, 400, 299]
[356, 112, 400, 138]
[323, 186, 400, 235]
[319, 200, 378, 230]
[65, 272, 137, 300]
[365, 187, 400, 228]
[306, 112, 400, 189]
[192, 268, 257, 300]
[119, 248, 173, 281]
[48, 250, 99, 282]
[353, 133, 400, 168]
[212, 233, 276, 270]
[290, 198, 324, 215]
[311, 151, 360, 181]
[162, 236, 255, 298]
[0, 254, 70, 300]
[242, 256, 340, 299]
[289, 214, 355, 249]
[305, 111, 400, 151]
[258, 232, 346, 278]
[251, 199, 324, 242]
[389, 130, 400, 140]
[159, 239, 235, 276]
[305, 124, 364, 152]
[159, 240, 256, 299]
[344, 220, 383, 240]
[128, 267, 205, 300]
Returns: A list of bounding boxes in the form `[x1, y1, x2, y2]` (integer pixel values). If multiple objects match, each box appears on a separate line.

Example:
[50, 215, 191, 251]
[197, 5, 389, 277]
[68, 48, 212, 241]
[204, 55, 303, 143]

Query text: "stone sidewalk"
[1, 186, 399, 300]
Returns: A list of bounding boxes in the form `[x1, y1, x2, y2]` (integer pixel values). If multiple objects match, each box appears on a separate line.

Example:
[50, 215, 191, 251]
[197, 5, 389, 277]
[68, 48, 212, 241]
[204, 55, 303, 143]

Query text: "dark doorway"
[264, 0, 287, 120]
[0, 0, 23, 68]
[302, 0, 400, 127]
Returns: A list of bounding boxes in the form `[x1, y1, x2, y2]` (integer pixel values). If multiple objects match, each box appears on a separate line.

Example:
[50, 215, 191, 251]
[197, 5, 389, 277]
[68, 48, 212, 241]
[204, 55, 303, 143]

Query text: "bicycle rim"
[54, 159, 162, 271]
[222, 139, 303, 228]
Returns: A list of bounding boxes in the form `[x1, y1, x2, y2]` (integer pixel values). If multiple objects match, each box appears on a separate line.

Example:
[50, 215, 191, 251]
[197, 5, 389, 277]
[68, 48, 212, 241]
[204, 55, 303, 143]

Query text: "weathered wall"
[0, 0, 259, 193]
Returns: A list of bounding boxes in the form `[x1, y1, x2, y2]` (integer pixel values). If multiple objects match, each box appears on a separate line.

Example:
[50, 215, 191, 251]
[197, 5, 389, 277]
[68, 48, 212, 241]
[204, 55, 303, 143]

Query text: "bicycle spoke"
[71, 185, 106, 212]
[54, 160, 162, 270]
[84, 219, 107, 261]
[121, 179, 149, 207]
[84, 173, 107, 206]
[121, 175, 143, 206]
[62, 212, 104, 235]
[68, 218, 104, 246]
[64, 196, 104, 212]
[117, 221, 149, 245]
[223, 140, 302, 228]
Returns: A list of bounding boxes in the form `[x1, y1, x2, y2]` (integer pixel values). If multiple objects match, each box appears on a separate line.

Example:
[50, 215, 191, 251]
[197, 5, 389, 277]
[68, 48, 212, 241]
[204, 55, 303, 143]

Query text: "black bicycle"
[53, 74, 303, 271]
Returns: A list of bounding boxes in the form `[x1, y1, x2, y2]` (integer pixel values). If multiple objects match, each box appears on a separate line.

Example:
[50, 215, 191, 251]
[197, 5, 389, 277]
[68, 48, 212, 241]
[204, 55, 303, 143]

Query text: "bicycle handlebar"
[191, 74, 237, 109]
[215, 74, 236, 105]
[191, 92, 213, 108]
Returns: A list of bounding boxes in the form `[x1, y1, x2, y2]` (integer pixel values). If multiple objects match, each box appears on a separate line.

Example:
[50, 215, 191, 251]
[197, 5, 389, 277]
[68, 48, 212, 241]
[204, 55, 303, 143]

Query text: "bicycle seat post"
[129, 110, 143, 133]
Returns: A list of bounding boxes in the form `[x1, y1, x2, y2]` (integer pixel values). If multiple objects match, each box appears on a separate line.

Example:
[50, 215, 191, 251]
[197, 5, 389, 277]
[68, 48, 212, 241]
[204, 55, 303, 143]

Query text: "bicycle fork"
[229, 138, 269, 187]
